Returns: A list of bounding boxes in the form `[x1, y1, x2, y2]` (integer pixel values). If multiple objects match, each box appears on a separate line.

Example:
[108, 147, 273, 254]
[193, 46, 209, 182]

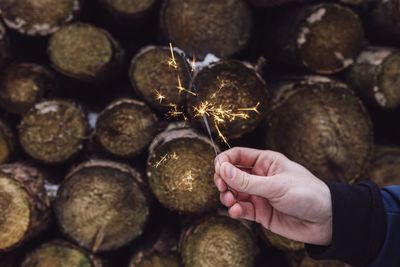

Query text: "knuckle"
[238, 171, 250, 192]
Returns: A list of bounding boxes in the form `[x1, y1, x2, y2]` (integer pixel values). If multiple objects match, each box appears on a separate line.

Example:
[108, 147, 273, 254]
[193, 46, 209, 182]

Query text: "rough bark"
[0, 119, 15, 164]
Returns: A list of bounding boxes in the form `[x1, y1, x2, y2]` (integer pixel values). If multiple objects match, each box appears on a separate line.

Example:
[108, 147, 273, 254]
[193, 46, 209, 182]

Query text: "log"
[21, 240, 105, 267]
[346, 47, 400, 109]
[129, 251, 181, 267]
[160, 0, 253, 59]
[273, 3, 363, 74]
[0, 0, 81, 36]
[261, 227, 304, 252]
[367, 0, 400, 45]
[339, 0, 367, 6]
[187, 60, 268, 141]
[299, 255, 350, 267]
[94, 98, 158, 158]
[18, 99, 88, 164]
[0, 163, 50, 251]
[368, 146, 400, 187]
[0, 63, 56, 115]
[247, 0, 304, 7]
[0, 119, 15, 164]
[54, 160, 150, 252]
[265, 76, 373, 183]
[147, 124, 219, 214]
[0, 22, 11, 70]
[180, 215, 256, 267]
[99, 0, 157, 20]
[48, 22, 124, 82]
[129, 46, 191, 112]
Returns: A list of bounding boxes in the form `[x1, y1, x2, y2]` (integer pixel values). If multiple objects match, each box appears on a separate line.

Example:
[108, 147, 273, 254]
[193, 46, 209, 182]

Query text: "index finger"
[215, 147, 263, 174]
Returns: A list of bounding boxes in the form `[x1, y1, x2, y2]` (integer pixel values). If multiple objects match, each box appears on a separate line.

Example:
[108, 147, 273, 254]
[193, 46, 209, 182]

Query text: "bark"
[0, 163, 50, 251]
[0, 119, 15, 164]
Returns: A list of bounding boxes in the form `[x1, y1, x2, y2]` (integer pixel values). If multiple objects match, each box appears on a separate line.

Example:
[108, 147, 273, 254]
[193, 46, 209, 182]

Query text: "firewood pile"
[0, 0, 399, 266]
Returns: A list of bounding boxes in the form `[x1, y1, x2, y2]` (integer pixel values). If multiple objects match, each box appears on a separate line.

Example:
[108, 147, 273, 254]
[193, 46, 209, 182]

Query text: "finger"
[228, 202, 255, 221]
[214, 174, 227, 192]
[220, 162, 277, 198]
[220, 191, 236, 207]
[215, 147, 263, 175]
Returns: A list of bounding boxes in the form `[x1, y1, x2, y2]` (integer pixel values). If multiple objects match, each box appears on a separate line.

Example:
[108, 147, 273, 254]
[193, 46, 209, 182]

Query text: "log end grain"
[0, 63, 56, 115]
[160, 0, 253, 58]
[21, 240, 104, 267]
[296, 4, 363, 74]
[0, 164, 50, 251]
[266, 76, 373, 183]
[188, 60, 268, 140]
[55, 160, 150, 252]
[19, 100, 88, 164]
[95, 98, 158, 158]
[129, 251, 181, 267]
[0, 0, 81, 36]
[48, 23, 123, 81]
[100, 0, 156, 19]
[147, 126, 219, 214]
[369, 146, 400, 187]
[180, 216, 256, 267]
[129, 46, 190, 112]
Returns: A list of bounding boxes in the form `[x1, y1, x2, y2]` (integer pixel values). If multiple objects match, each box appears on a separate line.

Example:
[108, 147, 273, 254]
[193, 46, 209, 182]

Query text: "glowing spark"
[176, 75, 196, 96]
[155, 89, 166, 103]
[168, 43, 178, 69]
[214, 121, 230, 147]
[166, 103, 187, 121]
[238, 102, 261, 114]
[155, 152, 179, 168]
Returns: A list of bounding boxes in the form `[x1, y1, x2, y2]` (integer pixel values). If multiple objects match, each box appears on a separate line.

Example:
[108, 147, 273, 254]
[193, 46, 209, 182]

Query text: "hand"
[214, 147, 333, 246]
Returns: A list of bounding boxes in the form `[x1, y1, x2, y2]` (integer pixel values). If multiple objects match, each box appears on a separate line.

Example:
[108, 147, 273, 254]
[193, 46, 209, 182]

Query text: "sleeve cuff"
[305, 181, 386, 266]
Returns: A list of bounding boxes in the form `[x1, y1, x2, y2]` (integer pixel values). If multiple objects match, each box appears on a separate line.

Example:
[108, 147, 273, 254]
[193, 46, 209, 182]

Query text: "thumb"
[220, 162, 270, 197]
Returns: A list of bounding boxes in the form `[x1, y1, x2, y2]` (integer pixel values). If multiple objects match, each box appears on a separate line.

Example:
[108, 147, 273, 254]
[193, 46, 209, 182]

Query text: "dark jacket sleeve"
[304, 181, 387, 266]
[368, 186, 400, 267]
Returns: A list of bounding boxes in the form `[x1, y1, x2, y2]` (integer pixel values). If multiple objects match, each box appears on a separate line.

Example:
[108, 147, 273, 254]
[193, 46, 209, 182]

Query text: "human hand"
[214, 147, 333, 246]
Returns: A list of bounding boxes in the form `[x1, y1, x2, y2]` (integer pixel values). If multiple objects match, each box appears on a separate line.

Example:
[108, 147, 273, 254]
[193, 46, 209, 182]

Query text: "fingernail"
[214, 157, 221, 174]
[225, 163, 235, 180]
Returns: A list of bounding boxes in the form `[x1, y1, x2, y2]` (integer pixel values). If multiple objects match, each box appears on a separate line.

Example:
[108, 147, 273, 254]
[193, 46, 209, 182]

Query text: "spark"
[176, 75, 197, 96]
[155, 152, 179, 168]
[237, 102, 261, 114]
[170, 169, 195, 192]
[155, 89, 166, 103]
[166, 103, 187, 121]
[168, 43, 178, 69]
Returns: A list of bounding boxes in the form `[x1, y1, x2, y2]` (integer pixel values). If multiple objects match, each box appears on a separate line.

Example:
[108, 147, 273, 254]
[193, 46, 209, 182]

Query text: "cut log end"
[181, 216, 256, 267]
[188, 60, 268, 140]
[299, 256, 347, 267]
[0, 63, 56, 115]
[95, 98, 158, 158]
[100, 0, 156, 19]
[247, 0, 304, 7]
[129, 46, 191, 112]
[369, 146, 400, 187]
[161, 0, 253, 58]
[19, 100, 88, 164]
[147, 126, 219, 214]
[378, 53, 400, 108]
[266, 77, 372, 183]
[0, 164, 50, 251]
[261, 228, 304, 252]
[48, 23, 123, 81]
[129, 251, 181, 267]
[297, 4, 363, 74]
[21, 241, 103, 267]
[0, 119, 15, 164]
[0, 0, 81, 36]
[55, 160, 149, 252]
